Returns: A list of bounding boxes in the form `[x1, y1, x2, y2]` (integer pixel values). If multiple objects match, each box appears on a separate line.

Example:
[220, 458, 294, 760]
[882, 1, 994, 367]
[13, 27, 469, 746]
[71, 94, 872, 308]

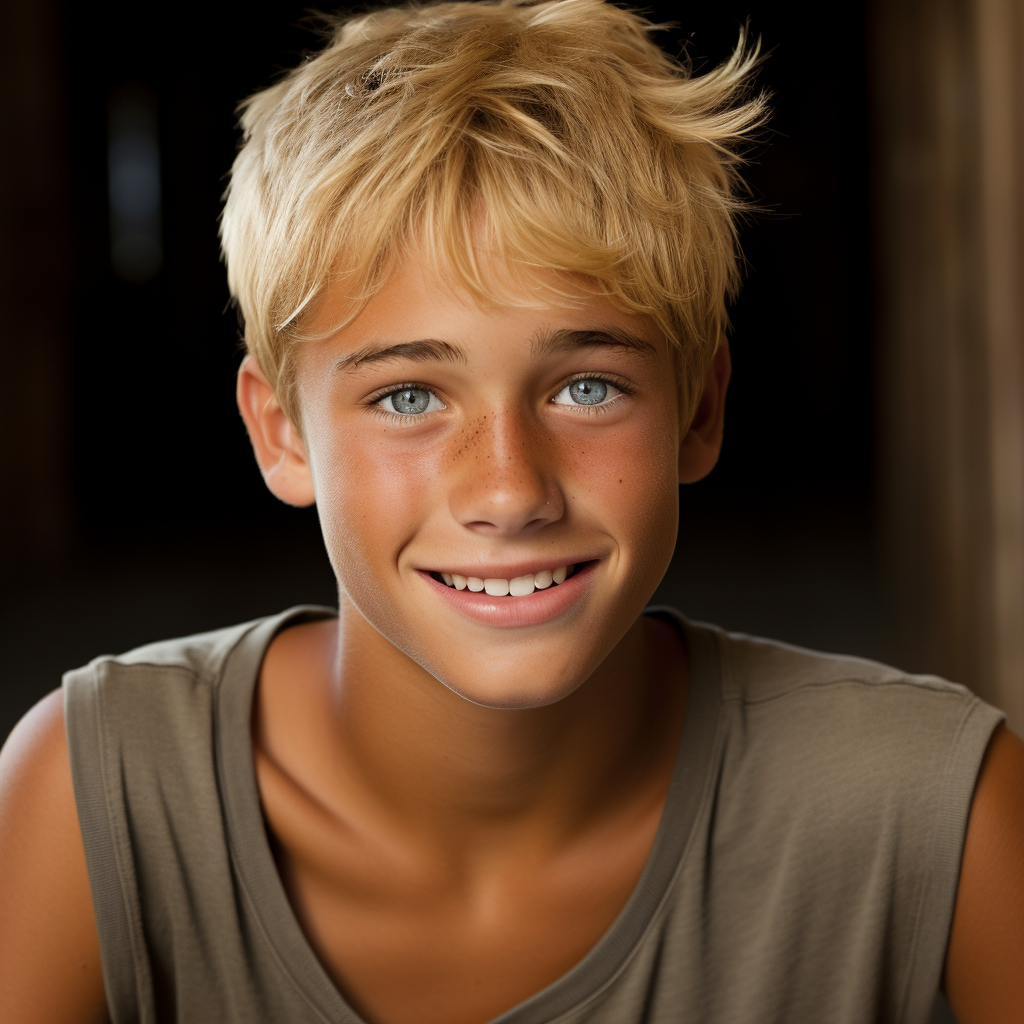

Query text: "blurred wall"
[873, 0, 1024, 733]
[0, 0, 72, 562]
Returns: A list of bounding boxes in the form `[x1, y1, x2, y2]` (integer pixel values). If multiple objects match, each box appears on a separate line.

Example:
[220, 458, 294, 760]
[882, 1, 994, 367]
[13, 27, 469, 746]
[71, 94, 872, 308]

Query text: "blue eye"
[552, 378, 621, 407]
[377, 386, 445, 416]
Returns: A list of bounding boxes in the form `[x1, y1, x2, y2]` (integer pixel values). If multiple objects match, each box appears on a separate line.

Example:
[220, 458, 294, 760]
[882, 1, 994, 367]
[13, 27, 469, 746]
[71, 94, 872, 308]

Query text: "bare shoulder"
[0, 690, 110, 1024]
[944, 723, 1024, 1024]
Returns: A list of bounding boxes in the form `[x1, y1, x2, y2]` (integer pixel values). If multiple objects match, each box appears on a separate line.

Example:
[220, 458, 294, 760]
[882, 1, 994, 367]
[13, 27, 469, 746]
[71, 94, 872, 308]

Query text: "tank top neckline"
[213, 604, 724, 1024]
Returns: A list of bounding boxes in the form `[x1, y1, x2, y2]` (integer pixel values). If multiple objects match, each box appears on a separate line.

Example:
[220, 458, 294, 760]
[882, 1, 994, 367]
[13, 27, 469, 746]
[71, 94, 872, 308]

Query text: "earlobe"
[236, 355, 316, 507]
[678, 336, 731, 485]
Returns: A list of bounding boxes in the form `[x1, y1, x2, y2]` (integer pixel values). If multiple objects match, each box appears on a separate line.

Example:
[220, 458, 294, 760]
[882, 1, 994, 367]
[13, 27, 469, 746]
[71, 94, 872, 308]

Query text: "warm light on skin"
[238, 256, 729, 711]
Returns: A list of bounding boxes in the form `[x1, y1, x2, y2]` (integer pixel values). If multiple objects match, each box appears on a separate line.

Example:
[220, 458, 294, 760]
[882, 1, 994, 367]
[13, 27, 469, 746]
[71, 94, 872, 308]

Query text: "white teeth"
[509, 575, 534, 597]
[438, 564, 576, 595]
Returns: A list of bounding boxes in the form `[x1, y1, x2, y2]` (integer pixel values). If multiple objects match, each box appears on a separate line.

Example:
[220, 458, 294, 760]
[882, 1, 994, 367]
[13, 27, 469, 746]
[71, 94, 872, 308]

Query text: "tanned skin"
[1, 257, 1022, 1023]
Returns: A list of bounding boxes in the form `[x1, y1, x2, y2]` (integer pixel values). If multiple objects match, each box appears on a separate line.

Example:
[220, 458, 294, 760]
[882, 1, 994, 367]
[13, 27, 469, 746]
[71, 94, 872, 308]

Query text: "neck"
[257, 600, 687, 859]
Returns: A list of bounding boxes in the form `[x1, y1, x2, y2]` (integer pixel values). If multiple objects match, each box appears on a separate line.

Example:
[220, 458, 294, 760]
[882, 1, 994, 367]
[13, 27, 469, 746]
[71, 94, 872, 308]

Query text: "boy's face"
[240, 255, 728, 708]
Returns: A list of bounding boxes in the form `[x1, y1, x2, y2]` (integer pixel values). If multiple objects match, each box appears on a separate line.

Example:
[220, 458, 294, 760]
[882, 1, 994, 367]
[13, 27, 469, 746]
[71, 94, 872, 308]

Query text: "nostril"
[449, 471, 564, 535]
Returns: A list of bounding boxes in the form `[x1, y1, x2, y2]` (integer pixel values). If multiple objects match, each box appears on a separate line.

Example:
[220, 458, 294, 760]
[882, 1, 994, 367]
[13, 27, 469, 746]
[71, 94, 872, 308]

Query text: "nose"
[447, 407, 564, 536]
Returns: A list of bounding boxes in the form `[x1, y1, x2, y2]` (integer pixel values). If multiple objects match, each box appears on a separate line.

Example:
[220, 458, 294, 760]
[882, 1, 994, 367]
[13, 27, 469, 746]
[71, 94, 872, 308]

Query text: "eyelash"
[366, 382, 445, 424]
[554, 372, 633, 414]
[365, 372, 634, 422]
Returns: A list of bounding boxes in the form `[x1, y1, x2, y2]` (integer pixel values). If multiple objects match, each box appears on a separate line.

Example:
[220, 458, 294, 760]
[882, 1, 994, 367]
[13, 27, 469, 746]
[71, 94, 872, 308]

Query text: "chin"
[439, 675, 587, 710]
[411, 621, 619, 710]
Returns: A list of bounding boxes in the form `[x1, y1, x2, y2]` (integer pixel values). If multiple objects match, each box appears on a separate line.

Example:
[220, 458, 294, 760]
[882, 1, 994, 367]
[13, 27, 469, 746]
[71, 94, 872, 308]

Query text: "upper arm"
[944, 723, 1024, 1024]
[0, 689, 110, 1024]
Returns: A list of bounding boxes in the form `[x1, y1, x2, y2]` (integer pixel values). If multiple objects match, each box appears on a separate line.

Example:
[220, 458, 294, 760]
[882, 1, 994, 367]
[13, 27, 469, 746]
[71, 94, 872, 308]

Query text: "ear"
[236, 355, 316, 507]
[678, 336, 731, 484]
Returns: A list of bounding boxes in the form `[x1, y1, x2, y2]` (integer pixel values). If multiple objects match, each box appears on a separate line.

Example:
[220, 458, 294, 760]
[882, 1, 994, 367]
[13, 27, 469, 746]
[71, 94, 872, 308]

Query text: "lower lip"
[416, 562, 598, 627]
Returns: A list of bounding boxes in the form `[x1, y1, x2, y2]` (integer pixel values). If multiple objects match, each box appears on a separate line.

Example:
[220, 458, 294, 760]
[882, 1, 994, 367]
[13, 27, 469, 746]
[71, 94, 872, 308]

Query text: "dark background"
[2, 0, 879, 735]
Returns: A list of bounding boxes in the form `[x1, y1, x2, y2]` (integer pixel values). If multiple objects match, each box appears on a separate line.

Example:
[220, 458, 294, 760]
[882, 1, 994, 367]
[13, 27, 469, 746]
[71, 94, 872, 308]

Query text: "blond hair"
[221, 0, 767, 423]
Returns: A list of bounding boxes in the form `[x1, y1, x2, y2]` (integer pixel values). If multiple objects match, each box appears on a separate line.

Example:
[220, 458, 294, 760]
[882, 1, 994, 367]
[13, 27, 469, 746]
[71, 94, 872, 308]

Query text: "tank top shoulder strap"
[63, 606, 336, 1023]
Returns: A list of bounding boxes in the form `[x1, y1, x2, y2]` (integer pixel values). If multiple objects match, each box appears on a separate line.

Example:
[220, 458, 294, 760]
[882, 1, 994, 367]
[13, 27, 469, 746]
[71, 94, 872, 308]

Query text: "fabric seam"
[721, 675, 971, 708]
[215, 614, 350, 1024]
[894, 698, 999, 1023]
[539, 694, 730, 1024]
[95, 669, 156, 1020]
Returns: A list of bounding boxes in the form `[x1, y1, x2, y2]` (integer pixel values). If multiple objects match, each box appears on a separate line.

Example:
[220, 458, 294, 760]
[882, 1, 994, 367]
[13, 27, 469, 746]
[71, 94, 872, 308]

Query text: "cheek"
[560, 408, 680, 604]
[306, 422, 443, 581]
[565, 409, 679, 525]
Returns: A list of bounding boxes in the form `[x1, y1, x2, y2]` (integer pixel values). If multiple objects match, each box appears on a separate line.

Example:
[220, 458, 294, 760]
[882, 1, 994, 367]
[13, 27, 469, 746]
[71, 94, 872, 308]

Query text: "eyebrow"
[331, 326, 656, 374]
[332, 339, 466, 373]
[532, 327, 657, 358]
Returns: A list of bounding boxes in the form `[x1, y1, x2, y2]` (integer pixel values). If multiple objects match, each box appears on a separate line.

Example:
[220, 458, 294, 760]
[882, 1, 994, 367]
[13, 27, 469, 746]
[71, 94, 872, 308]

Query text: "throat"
[256, 599, 686, 873]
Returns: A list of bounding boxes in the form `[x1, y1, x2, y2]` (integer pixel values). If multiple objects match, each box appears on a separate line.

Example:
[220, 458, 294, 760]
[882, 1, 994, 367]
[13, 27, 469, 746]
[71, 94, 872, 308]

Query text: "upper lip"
[416, 555, 601, 579]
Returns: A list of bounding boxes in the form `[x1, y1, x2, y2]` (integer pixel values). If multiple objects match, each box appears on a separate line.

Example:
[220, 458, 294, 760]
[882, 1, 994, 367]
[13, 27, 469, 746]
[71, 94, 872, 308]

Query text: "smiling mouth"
[429, 562, 582, 597]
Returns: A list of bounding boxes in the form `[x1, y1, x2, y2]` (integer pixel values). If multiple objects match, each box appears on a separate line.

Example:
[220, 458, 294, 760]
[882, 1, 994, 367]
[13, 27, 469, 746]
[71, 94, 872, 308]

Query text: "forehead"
[303, 253, 666, 369]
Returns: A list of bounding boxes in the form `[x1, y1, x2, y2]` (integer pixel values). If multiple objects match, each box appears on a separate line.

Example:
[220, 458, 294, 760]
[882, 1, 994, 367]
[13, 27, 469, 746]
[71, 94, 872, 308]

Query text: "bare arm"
[944, 723, 1024, 1024]
[0, 690, 110, 1023]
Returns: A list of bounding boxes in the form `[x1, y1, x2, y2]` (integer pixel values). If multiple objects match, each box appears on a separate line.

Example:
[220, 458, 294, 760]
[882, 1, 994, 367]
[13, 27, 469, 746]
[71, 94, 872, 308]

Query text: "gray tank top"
[64, 606, 1003, 1024]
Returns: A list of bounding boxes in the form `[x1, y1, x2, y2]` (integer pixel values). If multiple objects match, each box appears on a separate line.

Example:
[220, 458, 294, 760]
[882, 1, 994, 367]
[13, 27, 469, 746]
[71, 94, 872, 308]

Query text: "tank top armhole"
[898, 696, 1006, 1022]
[64, 663, 155, 1021]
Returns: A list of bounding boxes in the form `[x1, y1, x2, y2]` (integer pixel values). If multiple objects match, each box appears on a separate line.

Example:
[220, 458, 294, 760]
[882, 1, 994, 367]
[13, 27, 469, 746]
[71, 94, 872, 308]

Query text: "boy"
[1, 1, 1022, 1022]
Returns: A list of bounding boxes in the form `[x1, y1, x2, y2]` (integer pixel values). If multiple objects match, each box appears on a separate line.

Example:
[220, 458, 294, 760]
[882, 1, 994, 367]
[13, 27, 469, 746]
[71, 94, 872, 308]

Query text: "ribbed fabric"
[64, 606, 1003, 1024]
